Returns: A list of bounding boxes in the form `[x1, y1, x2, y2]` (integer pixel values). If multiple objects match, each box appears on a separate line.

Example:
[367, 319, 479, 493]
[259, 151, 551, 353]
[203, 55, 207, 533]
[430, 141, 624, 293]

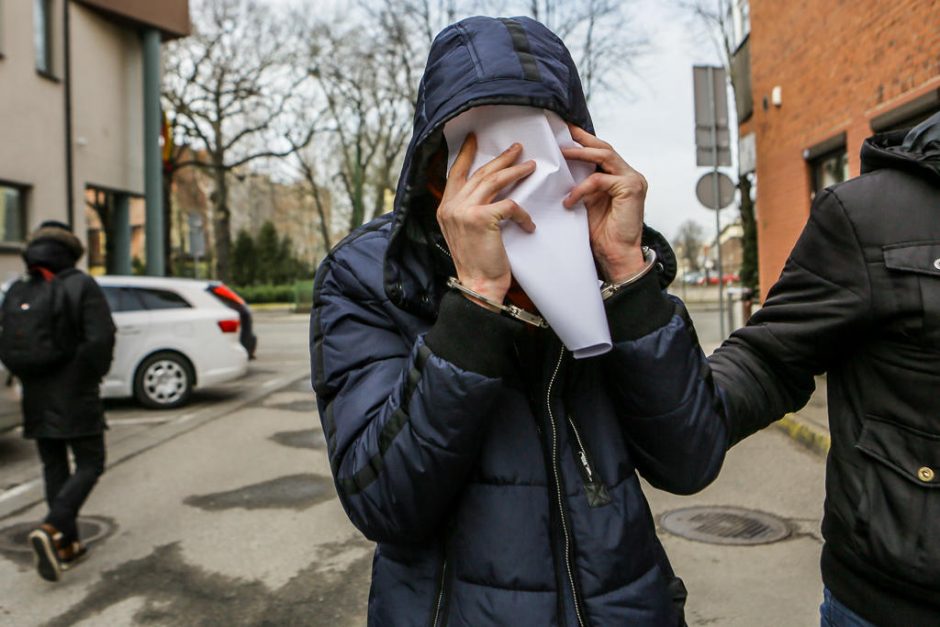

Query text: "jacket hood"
[23, 224, 84, 273]
[861, 110, 940, 183]
[385, 16, 675, 318]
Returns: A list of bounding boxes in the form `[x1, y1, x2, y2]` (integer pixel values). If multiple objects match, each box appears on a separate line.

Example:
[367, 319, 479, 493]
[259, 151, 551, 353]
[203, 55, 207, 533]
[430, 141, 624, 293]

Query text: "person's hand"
[561, 125, 647, 283]
[437, 134, 536, 308]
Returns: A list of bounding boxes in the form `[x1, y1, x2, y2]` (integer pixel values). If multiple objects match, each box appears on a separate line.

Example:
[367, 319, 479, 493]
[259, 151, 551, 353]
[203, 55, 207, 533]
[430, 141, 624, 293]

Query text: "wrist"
[446, 277, 547, 328]
[460, 278, 507, 310]
[600, 247, 657, 300]
[598, 246, 645, 283]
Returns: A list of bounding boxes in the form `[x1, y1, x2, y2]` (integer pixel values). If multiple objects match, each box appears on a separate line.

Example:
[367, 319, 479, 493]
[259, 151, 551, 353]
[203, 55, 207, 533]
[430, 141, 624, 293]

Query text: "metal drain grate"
[0, 516, 115, 555]
[660, 506, 790, 546]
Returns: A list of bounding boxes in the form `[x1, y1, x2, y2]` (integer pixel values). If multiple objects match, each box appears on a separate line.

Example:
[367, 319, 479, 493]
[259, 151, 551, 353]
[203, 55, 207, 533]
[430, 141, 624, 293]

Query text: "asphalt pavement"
[0, 306, 826, 626]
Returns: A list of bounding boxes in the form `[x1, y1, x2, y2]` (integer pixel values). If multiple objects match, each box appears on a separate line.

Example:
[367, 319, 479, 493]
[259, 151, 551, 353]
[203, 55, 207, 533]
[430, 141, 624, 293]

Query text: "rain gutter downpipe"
[63, 0, 74, 229]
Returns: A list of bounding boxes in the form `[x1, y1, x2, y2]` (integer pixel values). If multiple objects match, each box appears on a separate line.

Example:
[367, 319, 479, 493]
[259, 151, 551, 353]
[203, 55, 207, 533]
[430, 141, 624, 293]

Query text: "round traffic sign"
[696, 172, 736, 209]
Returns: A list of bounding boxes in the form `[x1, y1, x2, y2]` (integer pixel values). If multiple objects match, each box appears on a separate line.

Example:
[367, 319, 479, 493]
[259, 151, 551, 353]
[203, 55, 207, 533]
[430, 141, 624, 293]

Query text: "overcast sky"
[594, 0, 734, 241]
[265, 0, 735, 242]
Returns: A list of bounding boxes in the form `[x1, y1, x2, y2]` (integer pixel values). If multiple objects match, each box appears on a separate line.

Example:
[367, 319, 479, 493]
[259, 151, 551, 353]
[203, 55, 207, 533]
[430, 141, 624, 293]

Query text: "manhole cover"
[0, 516, 116, 555]
[660, 506, 790, 545]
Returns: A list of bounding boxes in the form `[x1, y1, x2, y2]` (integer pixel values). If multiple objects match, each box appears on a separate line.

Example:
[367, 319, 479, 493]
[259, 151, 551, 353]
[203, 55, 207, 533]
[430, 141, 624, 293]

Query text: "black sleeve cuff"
[605, 269, 676, 341]
[425, 291, 520, 378]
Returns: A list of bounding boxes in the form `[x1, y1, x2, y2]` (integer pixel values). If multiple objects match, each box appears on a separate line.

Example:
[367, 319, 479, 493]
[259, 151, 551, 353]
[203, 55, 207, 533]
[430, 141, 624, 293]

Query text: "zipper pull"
[578, 451, 593, 481]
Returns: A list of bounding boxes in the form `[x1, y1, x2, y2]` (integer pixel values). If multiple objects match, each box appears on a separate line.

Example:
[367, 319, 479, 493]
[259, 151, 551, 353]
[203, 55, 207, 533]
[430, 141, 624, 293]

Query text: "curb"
[774, 413, 830, 458]
[250, 303, 296, 312]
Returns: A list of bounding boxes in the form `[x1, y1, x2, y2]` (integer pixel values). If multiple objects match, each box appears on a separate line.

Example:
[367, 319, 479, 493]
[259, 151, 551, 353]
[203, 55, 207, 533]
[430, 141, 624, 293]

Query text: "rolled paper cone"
[444, 105, 612, 358]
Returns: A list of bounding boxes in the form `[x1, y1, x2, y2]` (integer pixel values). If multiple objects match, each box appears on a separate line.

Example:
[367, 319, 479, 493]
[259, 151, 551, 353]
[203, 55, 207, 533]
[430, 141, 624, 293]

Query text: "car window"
[102, 287, 146, 313]
[135, 288, 192, 310]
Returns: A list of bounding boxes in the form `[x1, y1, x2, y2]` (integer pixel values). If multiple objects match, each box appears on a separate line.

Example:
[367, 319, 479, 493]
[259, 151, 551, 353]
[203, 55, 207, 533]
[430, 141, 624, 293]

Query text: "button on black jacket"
[710, 115, 940, 626]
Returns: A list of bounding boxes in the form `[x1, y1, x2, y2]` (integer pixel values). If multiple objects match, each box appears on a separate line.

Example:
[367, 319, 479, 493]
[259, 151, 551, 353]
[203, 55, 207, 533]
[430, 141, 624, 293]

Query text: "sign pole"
[707, 67, 727, 338]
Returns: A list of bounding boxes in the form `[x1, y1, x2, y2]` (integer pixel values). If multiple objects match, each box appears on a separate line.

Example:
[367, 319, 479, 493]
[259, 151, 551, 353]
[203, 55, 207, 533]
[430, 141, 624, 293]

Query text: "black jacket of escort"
[710, 112, 940, 626]
[311, 16, 727, 627]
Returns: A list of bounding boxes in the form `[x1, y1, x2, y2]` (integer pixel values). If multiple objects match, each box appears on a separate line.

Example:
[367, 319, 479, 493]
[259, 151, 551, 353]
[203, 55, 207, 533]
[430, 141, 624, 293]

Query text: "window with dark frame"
[804, 133, 849, 202]
[0, 0, 6, 58]
[102, 287, 192, 312]
[135, 288, 192, 310]
[873, 107, 940, 134]
[0, 182, 28, 244]
[809, 149, 849, 201]
[33, 0, 53, 76]
[728, 0, 753, 122]
[102, 287, 144, 313]
[870, 90, 940, 134]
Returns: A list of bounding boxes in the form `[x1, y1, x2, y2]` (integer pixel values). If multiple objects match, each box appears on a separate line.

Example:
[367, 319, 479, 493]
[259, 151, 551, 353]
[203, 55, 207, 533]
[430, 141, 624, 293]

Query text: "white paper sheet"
[443, 105, 611, 359]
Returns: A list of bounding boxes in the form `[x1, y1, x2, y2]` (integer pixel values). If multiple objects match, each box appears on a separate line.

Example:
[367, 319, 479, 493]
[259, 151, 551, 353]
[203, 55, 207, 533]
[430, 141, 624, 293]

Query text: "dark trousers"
[35, 434, 106, 544]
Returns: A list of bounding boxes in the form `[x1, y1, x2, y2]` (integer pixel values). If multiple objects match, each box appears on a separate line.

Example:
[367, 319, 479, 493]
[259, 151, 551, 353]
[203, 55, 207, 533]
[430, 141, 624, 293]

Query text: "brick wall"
[742, 0, 940, 296]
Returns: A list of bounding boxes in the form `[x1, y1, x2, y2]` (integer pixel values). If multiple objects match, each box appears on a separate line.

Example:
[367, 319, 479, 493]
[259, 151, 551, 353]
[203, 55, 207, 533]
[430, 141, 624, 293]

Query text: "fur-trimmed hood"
[24, 223, 84, 272]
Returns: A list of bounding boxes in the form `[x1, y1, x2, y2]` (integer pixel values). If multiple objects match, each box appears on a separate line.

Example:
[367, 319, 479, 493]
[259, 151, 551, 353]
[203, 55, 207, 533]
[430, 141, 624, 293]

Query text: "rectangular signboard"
[693, 66, 732, 167]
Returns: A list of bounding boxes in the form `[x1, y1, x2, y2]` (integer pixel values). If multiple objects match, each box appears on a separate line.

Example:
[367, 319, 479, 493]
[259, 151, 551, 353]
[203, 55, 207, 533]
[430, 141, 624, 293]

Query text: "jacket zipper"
[547, 346, 586, 627]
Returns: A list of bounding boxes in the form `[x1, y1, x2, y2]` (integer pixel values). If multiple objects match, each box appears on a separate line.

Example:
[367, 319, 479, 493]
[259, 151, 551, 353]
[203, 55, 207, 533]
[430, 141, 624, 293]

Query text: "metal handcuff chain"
[445, 247, 656, 327]
[599, 247, 657, 300]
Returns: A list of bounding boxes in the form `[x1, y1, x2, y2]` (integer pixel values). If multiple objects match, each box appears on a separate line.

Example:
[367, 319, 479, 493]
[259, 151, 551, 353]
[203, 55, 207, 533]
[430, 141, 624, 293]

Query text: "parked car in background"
[0, 361, 21, 432]
[682, 271, 704, 285]
[96, 276, 249, 408]
[206, 281, 257, 359]
[695, 272, 741, 286]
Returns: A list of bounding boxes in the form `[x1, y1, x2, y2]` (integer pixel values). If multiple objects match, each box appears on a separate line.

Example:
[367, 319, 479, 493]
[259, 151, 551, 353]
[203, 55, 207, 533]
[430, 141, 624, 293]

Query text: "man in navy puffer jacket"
[311, 16, 728, 626]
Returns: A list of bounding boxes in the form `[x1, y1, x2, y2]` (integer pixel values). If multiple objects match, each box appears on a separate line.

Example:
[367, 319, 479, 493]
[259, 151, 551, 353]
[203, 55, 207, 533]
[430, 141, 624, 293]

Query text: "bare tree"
[676, 0, 759, 292]
[294, 1, 444, 236]
[291, 140, 335, 252]
[162, 0, 312, 281]
[294, 0, 647, 242]
[674, 219, 706, 274]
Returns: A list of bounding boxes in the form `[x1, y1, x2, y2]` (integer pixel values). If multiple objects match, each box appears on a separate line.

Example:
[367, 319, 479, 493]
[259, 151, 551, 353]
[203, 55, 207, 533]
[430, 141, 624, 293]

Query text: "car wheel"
[134, 352, 194, 409]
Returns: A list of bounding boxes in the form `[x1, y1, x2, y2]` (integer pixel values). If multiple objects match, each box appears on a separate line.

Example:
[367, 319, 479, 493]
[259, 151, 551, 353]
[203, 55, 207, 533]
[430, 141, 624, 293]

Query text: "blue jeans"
[820, 588, 876, 627]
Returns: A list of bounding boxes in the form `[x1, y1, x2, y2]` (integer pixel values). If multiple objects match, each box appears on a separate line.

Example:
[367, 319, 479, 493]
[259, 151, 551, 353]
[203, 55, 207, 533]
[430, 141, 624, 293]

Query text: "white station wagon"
[96, 276, 249, 408]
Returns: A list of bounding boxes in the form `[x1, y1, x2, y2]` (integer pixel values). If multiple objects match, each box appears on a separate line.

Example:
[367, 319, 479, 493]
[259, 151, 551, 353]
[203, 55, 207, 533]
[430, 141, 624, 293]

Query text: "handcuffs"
[447, 247, 657, 328]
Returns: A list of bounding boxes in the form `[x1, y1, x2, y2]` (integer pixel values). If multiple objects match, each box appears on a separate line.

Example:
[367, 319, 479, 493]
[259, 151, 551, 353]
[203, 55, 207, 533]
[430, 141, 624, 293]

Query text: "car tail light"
[210, 284, 246, 306]
[218, 319, 240, 333]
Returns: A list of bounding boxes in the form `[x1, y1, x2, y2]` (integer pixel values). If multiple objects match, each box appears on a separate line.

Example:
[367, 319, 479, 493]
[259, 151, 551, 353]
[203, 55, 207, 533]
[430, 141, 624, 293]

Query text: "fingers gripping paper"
[444, 105, 612, 358]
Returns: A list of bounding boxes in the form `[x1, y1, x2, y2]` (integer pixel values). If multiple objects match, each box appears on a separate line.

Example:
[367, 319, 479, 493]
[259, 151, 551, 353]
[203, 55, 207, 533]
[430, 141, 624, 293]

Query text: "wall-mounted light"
[771, 85, 782, 107]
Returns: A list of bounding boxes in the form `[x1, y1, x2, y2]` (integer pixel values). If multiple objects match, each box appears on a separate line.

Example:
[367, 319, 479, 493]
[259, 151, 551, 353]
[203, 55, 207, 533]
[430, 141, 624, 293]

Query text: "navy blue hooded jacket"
[311, 16, 727, 626]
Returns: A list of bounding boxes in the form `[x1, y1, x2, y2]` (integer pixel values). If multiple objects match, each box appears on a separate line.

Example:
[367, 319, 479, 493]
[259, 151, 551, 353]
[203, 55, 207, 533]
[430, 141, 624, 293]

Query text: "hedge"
[232, 280, 316, 307]
[232, 284, 296, 304]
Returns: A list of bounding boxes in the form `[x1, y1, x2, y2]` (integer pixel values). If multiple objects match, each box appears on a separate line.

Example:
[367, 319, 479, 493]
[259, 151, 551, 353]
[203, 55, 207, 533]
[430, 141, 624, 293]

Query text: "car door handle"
[120, 326, 142, 335]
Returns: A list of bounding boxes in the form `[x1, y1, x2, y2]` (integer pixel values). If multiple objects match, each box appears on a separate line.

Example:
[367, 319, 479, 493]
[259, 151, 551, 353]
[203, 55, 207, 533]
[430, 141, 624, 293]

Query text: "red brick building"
[733, 0, 940, 296]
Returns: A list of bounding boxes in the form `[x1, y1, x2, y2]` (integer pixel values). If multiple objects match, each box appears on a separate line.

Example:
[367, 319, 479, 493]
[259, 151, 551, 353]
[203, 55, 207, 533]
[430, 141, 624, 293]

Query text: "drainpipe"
[63, 0, 74, 229]
[142, 28, 164, 276]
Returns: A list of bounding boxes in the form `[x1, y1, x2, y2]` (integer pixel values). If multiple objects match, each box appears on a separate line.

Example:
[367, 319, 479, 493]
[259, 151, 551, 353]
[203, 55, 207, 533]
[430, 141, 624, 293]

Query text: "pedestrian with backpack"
[0, 221, 115, 582]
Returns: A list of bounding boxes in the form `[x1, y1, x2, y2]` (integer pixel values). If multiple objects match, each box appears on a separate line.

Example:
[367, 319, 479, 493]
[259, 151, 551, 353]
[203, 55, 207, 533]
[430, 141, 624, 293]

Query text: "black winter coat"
[20, 270, 116, 439]
[710, 118, 940, 626]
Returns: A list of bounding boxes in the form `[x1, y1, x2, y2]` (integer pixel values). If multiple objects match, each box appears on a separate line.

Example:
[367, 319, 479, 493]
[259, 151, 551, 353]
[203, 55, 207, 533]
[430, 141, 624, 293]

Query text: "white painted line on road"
[108, 416, 174, 426]
[262, 378, 283, 388]
[175, 412, 199, 425]
[0, 479, 40, 504]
